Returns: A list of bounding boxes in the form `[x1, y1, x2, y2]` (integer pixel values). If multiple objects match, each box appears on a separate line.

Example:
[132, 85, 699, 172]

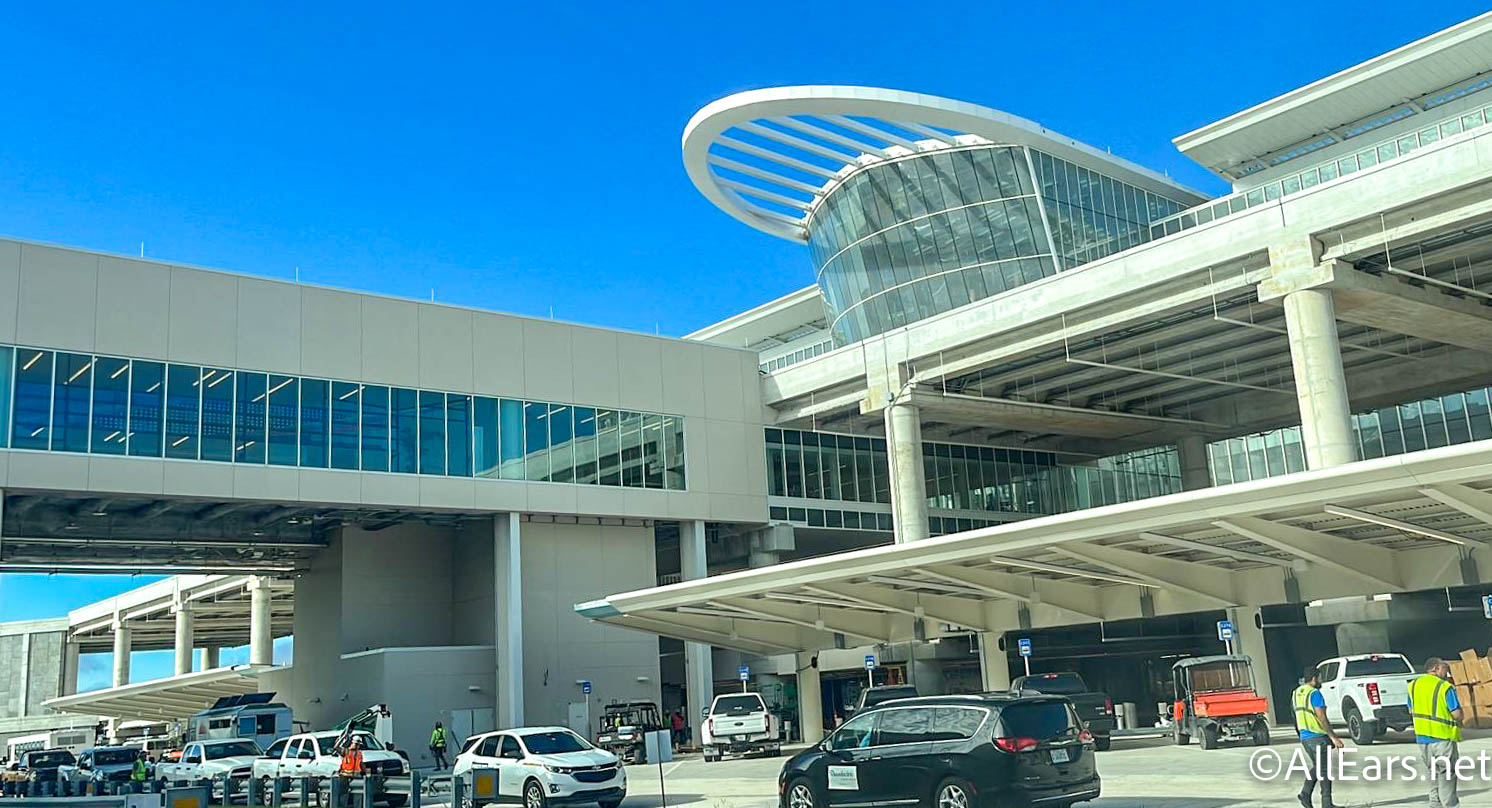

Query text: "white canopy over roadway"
[43, 665, 276, 723]
[578, 440, 1492, 655]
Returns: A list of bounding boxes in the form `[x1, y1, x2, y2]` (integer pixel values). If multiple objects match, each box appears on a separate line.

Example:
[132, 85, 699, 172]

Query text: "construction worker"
[1293, 666, 1344, 808]
[429, 721, 449, 770]
[129, 754, 149, 793]
[1409, 657, 1464, 808]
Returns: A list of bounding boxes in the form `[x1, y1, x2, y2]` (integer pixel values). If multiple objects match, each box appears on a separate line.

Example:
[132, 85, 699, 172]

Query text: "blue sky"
[1, 1, 1487, 686]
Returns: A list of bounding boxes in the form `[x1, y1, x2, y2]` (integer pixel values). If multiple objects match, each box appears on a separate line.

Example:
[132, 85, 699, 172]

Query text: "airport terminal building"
[9, 12, 1492, 758]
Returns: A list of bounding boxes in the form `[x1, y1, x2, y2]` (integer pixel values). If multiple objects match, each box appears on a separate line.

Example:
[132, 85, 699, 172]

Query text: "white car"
[156, 738, 263, 785]
[252, 731, 407, 806]
[453, 727, 624, 808]
[1315, 653, 1417, 744]
[700, 693, 779, 762]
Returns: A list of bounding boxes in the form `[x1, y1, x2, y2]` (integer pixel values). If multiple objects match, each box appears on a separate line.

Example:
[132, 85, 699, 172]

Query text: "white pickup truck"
[251, 731, 407, 806]
[1315, 653, 1417, 744]
[700, 693, 780, 762]
[156, 738, 263, 785]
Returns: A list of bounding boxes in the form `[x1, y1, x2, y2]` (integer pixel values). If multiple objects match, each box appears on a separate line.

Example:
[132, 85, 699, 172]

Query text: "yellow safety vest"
[1293, 684, 1325, 736]
[1409, 673, 1460, 742]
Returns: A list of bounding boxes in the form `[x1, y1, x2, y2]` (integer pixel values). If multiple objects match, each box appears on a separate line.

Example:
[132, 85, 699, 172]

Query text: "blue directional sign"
[864, 655, 877, 670]
[1217, 620, 1235, 642]
[581, 680, 592, 694]
[1482, 595, 1492, 619]
[738, 665, 750, 681]
[1017, 638, 1032, 658]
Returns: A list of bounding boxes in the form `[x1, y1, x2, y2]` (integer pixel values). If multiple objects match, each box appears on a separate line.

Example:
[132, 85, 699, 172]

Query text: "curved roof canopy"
[683, 85, 1207, 242]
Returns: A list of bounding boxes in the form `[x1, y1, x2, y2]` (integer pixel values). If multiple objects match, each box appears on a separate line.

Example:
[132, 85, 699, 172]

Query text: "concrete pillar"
[681, 520, 714, 745]
[62, 640, 80, 696]
[18, 632, 32, 715]
[1177, 434, 1212, 491]
[111, 621, 131, 688]
[796, 652, 824, 745]
[172, 603, 195, 676]
[977, 632, 1010, 692]
[1282, 288, 1357, 469]
[884, 397, 929, 544]
[249, 577, 273, 666]
[1228, 607, 1278, 722]
[494, 513, 524, 729]
[201, 646, 221, 670]
[1334, 621, 1391, 656]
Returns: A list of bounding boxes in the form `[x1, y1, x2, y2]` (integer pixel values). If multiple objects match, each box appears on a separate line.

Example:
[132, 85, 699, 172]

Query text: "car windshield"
[1186, 661, 1253, 692]
[862, 687, 918, 707]
[92, 750, 139, 765]
[520, 732, 591, 755]
[1344, 657, 1413, 677]
[1017, 673, 1087, 695]
[25, 752, 74, 768]
[999, 702, 1079, 742]
[712, 696, 764, 715]
[205, 741, 261, 759]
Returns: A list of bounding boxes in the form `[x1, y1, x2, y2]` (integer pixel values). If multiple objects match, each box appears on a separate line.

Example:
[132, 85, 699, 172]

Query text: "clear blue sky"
[1, 1, 1487, 687]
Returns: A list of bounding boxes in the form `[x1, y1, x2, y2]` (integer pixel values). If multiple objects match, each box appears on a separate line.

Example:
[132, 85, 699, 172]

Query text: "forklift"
[1170, 655, 1271, 750]
[595, 702, 663, 763]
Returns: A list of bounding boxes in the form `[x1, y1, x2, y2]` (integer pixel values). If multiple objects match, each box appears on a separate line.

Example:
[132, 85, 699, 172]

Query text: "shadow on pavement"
[622, 794, 709, 807]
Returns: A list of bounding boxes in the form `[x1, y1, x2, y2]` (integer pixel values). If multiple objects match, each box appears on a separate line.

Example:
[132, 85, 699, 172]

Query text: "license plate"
[1050, 747, 1070, 764]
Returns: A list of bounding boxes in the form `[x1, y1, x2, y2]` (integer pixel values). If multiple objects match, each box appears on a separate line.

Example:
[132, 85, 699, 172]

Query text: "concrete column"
[1228, 607, 1278, 722]
[172, 603, 195, 676]
[249, 577, 273, 666]
[681, 520, 714, 745]
[884, 397, 929, 544]
[1282, 289, 1357, 469]
[494, 513, 524, 729]
[1177, 434, 1212, 491]
[977, 632, 1010, 692]
[796, 652, 824, 745]
[111, 621, 131, 688]
[62, 640, 80, 696]
[201, 646, 221, 670]
[18, 632, 32, 715]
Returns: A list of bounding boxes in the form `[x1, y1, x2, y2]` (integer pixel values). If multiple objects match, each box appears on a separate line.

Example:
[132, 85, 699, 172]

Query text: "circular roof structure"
[683, 85, 1208, 242]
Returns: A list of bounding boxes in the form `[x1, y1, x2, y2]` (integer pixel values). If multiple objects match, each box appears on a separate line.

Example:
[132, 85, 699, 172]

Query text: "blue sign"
[1017, 638, 1032, 658]
[1482, 595, 1492, 619]
[864, 655, 876, 670]
[1217, 620, 1235, 642]
[581, 680, 592, 695]
[738, 665, 750, 681]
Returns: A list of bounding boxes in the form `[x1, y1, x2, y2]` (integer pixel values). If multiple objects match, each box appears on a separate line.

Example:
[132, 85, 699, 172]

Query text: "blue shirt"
[1300, 689, 1327, 739]
[1408, 684, 1460, 744]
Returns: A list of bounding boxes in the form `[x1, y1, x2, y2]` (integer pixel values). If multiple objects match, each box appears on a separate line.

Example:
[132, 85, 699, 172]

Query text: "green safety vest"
[1409, 673, 1460, 742]
[430, 727, 446, 748]
[131, 759, 148, 782]
[1293, 684, 1325, 736]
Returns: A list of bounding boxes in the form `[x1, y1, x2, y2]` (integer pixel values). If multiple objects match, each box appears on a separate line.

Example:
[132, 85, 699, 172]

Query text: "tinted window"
[476, 736, 499, 757]
[1017, 673, 1087, 695]
[24, 751, 74, 767]
[128, 360, 164, 457]
[264, 740, 287, 759]
[874, 708, 931, 745]
[300, 379, 330, 467]
[998, 702, 1079, 742]
[92, 749, 139, 765]
[499, 736, 522, 759]
[928, 707, 988, 741]
[1344, 657, 1412, 677]
[1317, 662, 1340, 682]
[712, 696, 765, 715]
[204, 741, 260, 759]
[330, 383, 360, 470]
[827, 713, 877, 751]
[519, 732, 590, 755]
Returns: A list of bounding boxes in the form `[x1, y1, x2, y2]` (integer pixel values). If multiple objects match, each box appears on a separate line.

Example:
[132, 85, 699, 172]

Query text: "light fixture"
[109, 363, 128, 380]
[171, 436, 190, 447]
[66, 360, 92, 383]
[146, 382, 161, 393]
[22, 352, 43, 371]
[1324, 504, 1468, 546]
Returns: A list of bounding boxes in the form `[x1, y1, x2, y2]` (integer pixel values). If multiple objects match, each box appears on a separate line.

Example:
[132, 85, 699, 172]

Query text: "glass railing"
[1150, 101, 1492, 240]
[760, 338, 835, 372]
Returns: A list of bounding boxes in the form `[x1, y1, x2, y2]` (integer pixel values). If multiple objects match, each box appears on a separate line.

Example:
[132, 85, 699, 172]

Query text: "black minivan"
[778, 694, 1099, 808]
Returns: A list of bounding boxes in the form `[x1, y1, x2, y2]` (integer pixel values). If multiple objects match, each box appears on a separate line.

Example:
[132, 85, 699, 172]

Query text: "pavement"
[620, 729, 1492, 807]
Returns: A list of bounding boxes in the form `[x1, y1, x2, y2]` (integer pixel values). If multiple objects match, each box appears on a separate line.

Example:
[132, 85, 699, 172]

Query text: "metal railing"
[1149, 101, 1492, 240]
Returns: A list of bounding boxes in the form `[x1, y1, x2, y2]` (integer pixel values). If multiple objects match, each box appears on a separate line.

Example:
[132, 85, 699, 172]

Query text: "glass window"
[596, 409, 621, 486]
[874, 708, 932, 746]
[664, 415, 685, 490]
[827, 712, 878, 751]
[300, 378, 330, 468]
[783, 430, 804, 497]
[766, 432, 786, 496]
[474, 396, 500, 478]
[12, 349, 53, 449]
[642, 413, 664, 489]
[871, 438, 890, 504]
[52, 352, 92, 453]
[621, 411, 645, 487]
[854, 437, 874, 503]
[91, 357, 129, 455]
[802, 432, 821, 499]
[448, 394, 472, 477]
[524, 401, 549, 481]
[1445, 393, 1472, 446]
[499, 398, 525, 480]
[1469, 388, 1492, 440]
[838, 435, 857, 501]
[419, 390, 447, 475]
[165, 364, 200, 459]
[575, 407, 599, 486]
[391, 388, 418, 473]
[127, 360, 163, 457]
[235, 372, 266, 463]
[547, 404, 573, 482]
[199, 368, 234, 462]
[0, 346, 9, 448]
[331, 383, 361, 470]
[361, 385, 390, 472]
[267, 375, 298, 466]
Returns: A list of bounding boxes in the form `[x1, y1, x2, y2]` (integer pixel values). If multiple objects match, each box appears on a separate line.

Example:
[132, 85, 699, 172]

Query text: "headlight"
[541, 765, 575, 775]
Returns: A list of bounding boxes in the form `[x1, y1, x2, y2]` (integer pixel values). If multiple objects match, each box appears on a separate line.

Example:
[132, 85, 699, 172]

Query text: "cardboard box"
[1450, 660, 1470, 684]
[1459, 649, 1491, 684]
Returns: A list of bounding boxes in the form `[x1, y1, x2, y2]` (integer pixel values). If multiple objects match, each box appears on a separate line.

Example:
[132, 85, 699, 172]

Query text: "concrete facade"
[0, 618, 91, 750]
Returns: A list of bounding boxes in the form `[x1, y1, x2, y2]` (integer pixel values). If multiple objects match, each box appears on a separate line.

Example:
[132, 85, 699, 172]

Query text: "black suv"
[778, 694, 1099, 808]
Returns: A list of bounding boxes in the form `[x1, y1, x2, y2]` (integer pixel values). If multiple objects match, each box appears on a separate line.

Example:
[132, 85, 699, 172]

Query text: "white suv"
[453, 727, 624, 808]
[1315, 653, 1417, 744]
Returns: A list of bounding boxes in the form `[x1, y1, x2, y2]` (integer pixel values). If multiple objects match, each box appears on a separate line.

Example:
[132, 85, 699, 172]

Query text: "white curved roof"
[683, 85, 1208, 242]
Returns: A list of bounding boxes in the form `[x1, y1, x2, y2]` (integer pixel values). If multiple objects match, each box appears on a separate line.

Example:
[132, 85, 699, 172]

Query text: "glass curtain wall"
[1029, 150, 1185, 269]
[1, 344, 686, 491]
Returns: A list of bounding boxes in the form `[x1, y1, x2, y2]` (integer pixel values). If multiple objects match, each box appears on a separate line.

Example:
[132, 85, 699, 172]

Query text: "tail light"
[703, 718, 713, 736]
[1104, 698, 1114, 715]
[993, 736, 1038, 753]
[1366, 682, 1381, 705]
[1078, 729, 1093, 743]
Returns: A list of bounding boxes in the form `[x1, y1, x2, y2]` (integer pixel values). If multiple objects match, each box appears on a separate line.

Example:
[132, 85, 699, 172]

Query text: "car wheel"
[523, 779, 546, 808]
[1345, 705, 1374, 746]
[599, 800, 623, 808]
[1093, 735, 1111, 752]
[933, 777, 975, 808]
[785, 778, 817, 808]
[1172, 724, 1190, 746]
[1252, 721, 1271, 746]
[1199, 725, 1219, 750]
[259, 777, 274, 807]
